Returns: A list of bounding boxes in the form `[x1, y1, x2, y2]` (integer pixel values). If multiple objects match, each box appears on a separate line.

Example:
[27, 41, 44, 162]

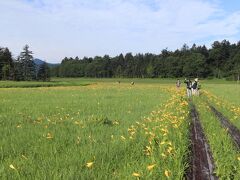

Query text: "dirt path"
[186, 104, 218, 180]
[209, 105, 240, 149]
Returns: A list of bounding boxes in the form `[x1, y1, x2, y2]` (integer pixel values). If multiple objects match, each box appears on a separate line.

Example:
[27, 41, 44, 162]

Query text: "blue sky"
[1, 0, 240, 63]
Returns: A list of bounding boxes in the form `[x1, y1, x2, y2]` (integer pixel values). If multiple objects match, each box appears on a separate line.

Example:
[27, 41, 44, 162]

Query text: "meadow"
[0, 78, 239, 179]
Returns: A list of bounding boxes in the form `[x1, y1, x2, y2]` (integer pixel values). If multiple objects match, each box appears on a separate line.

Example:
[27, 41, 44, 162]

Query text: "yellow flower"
[167, 147, 173, 154]
[121, 136, 126, 140]
[21, 154, 28, 160]
[146, 146, 151, 151]
[86, 162, 94, 168]
[147, 164, 156, 171]
[9, 164, 17, 170]
[74, 121, 80, 125]
[160, 141, 166, 145]
[46, 133, 53, 139]
[132, 172, 141, 177]
[165, 170, 170, 177]
[113, 121, 119, 125]
[163, 132, 168, 136]
[237, 157, 240, 161]
[161, 153, 166, 157]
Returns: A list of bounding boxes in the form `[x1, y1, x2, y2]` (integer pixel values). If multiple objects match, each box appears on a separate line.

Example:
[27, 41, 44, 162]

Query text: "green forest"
[0, 45, 50, 81]
[1, 40, 240, 80]
[52, 40, 240, 80]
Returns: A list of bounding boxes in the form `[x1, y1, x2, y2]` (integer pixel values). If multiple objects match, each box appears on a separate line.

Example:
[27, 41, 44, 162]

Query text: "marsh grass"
[0, 82, 173, 179]
[1, 78, 239, 179]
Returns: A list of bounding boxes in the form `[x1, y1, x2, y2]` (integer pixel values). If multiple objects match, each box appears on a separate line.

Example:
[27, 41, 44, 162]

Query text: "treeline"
[0, 45, 50, 81]
[52, 40, 240, 79]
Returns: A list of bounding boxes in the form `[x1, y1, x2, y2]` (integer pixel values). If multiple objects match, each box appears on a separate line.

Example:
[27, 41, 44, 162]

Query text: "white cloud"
[0, 0, 240, 63]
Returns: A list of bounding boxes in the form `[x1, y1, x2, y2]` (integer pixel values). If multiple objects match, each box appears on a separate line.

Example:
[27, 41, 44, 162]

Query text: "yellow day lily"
[147, 164, 156, 171]
[165, 170, 170, 177]
[120, 136, 126, 140]
[46, 133, 53, 139]
[86, 162, 94, 168]
[132, 172, 141, 177]
[21, 155, 28, 160]
[9, 164, 17, 170]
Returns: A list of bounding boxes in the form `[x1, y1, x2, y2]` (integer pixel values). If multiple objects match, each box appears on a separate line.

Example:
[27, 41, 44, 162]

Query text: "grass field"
[0, 78, 92, 88]
[0, 78, 239, 179]
[0, 77, 237, 88]
[205, 84, 240, 105]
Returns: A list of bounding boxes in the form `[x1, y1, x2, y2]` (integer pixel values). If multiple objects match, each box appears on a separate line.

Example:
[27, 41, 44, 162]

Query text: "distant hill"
[34, 58, 59, 67]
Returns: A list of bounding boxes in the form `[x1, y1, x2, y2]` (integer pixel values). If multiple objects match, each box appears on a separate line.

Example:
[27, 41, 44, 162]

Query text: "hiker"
[184, 78, 192, 97]
[176, 79, 181, 89]
[192, 78, 198, 96]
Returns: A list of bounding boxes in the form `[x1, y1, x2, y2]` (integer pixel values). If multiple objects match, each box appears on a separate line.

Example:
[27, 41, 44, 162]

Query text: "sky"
[1, 0, 240, 63]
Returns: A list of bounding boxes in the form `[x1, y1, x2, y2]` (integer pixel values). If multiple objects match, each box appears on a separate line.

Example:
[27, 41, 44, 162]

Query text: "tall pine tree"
[19, 45, 36, 81]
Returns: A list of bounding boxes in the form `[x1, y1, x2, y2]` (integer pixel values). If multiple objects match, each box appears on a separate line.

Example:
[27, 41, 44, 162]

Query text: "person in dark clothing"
[192, 78, 198, 95]
[184, 78, 192, 97]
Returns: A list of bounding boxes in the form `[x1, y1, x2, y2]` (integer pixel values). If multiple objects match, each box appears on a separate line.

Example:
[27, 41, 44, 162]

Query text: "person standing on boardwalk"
[184, 78, 192, 97]
[176, 79, 181, 89]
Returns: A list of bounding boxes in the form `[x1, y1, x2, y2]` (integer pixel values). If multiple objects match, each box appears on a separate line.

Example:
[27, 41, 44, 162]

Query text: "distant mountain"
[33, 58, 45, 65]
[34, 58, 59, 67]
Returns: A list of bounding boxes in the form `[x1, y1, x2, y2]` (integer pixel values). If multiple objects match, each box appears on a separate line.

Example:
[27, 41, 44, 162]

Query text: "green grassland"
[202, 83, 240, 131]
[1, 77, 237, 88]
[0, 81, 174, 179]
[0, 78, 176, 88]
[0, 78, 91, 88]
[0, 78, 239, 179]
[205, 83, 240, 105]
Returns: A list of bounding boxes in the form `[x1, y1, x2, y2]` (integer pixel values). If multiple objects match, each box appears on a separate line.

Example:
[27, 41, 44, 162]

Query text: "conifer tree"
[19, 45, 36, 81]
[37, 62, 50, 81]
[13, 57, 24, 81]
[0, 47, 14, 80]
